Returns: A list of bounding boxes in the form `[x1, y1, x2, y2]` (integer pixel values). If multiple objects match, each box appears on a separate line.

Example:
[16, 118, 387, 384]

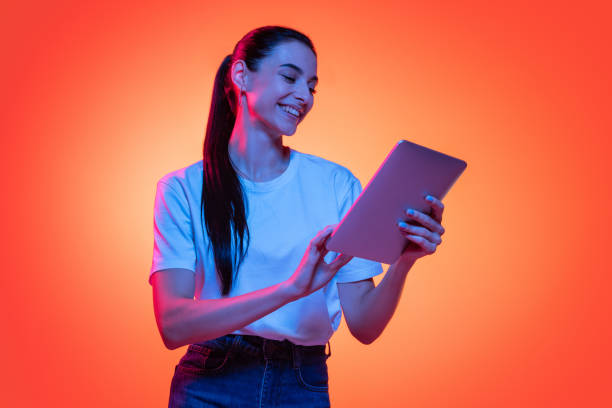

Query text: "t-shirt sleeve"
[149, 179, 197, 285]
[332, 172, 384, 283]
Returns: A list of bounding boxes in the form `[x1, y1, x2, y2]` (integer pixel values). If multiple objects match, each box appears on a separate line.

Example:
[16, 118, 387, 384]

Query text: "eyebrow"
[279, 63, 318, 83]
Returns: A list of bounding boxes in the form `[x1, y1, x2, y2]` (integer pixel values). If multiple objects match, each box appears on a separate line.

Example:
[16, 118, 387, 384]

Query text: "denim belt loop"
[263, 338, 278, 360]
[230, 334, 242, 353]
[262, 338, 269, 359]
[290, 343, 301, 369]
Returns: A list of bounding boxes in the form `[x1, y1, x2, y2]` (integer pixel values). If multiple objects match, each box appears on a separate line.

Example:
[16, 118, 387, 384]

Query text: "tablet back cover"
[325, 140, 467, 264]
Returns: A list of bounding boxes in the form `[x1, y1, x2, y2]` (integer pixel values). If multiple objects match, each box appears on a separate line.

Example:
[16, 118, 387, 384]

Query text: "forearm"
[353, 258, 416, 344]
[163, 281, 296, 349]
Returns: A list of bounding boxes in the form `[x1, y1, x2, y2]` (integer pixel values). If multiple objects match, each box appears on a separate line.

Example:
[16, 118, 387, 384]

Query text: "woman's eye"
[282, 75, 316, 95]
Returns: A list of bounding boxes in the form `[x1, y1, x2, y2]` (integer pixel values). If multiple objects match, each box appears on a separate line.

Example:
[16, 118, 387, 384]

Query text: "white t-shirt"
[149, 148, 383, 345]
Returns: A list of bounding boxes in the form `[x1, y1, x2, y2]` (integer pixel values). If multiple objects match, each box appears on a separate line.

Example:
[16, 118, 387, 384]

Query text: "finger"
[318, 235, 331, 259]
[405, 208, 445, 236]
[404, 234, 437, 254]
[311, 225, 334, 244]
[398, 221, 442, 244]
[423, 195, 444, 224]
[311, 226, 335, 255]
[329, 253, 354, 271]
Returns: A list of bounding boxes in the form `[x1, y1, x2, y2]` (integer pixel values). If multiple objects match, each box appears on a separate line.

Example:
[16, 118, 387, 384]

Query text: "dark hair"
[201, 26, 316, 296]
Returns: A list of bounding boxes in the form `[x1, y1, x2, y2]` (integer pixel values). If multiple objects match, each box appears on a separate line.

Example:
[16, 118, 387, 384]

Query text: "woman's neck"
[228, 117, 289, 182]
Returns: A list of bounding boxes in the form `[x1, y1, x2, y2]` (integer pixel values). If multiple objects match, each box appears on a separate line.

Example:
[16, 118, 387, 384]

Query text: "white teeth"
[279, 104, 300, 117]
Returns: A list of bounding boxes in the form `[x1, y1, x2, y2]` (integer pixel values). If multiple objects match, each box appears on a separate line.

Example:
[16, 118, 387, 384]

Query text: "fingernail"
[426, 195, 433, 202]
[407, 209, 414, 215]
[398, 221, 408, 228]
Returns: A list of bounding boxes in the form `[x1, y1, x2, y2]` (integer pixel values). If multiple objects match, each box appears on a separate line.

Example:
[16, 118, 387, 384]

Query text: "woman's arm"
[337, 194, 446, 344]
[151, 224, 352, 350]
[337, 258, 415, 345]
[152, 268, 297, 350]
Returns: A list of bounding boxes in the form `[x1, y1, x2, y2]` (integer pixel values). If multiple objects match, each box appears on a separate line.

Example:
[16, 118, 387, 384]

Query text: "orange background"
[1, 0, 610, 406]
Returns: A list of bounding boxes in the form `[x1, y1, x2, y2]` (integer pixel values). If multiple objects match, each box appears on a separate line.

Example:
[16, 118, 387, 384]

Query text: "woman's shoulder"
[294, 150, 357, 183]
[156, 160, 203, 188]
[155, 160, 204, 202]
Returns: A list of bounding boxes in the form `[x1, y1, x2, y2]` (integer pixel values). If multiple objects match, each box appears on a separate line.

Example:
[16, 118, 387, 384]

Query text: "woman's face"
[241, 41, 318, 137]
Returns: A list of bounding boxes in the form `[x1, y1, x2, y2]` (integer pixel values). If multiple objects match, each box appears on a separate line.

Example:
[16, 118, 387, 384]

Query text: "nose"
[294, 79, 311, 101]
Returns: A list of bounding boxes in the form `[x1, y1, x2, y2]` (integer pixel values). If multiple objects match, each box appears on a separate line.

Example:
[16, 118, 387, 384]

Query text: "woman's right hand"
[284, 224, 354, 301]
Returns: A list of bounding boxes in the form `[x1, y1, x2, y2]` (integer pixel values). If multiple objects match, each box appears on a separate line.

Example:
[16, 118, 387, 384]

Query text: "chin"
[283, 128, 298, 136]
[274, 122, 298, 137]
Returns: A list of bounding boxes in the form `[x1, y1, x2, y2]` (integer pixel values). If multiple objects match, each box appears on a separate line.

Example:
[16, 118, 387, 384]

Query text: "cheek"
[250, 93, 275, 116]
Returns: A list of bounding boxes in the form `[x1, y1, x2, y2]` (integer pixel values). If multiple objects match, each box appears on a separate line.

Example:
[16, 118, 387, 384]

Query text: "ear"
[230, 59, 248, 91]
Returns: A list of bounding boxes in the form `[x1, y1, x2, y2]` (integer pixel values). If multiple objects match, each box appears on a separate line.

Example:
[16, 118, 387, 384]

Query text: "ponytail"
[201, 54, 250, 296]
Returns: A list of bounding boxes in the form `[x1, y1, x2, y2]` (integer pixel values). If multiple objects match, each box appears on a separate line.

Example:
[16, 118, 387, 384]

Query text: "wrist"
[278, 279, 300, 303]
[391, 256, 416, 276]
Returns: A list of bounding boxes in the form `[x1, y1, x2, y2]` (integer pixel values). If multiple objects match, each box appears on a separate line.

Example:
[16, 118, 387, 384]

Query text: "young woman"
[150, 26, 446, 408]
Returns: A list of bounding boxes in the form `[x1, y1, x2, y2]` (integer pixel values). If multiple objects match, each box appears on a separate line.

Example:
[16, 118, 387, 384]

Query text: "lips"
[277, 103, 300, 120]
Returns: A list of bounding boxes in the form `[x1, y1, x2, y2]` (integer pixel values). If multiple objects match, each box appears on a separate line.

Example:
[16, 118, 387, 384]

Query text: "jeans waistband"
[191, 334, 331, 363]
[236, 334, 330, 358]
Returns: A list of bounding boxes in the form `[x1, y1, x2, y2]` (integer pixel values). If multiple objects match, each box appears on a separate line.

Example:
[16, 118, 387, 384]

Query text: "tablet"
[325, 140, 467, 265]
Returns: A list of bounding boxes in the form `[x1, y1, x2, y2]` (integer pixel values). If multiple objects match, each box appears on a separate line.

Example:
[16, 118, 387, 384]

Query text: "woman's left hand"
[396, 194, 446, 265]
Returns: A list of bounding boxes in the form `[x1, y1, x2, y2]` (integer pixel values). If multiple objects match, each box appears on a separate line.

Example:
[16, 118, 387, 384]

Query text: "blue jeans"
[168, 334, 332, 407]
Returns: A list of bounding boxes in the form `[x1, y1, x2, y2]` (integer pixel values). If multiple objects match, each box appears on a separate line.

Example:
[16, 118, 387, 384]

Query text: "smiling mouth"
[278, 104, 300, 120]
